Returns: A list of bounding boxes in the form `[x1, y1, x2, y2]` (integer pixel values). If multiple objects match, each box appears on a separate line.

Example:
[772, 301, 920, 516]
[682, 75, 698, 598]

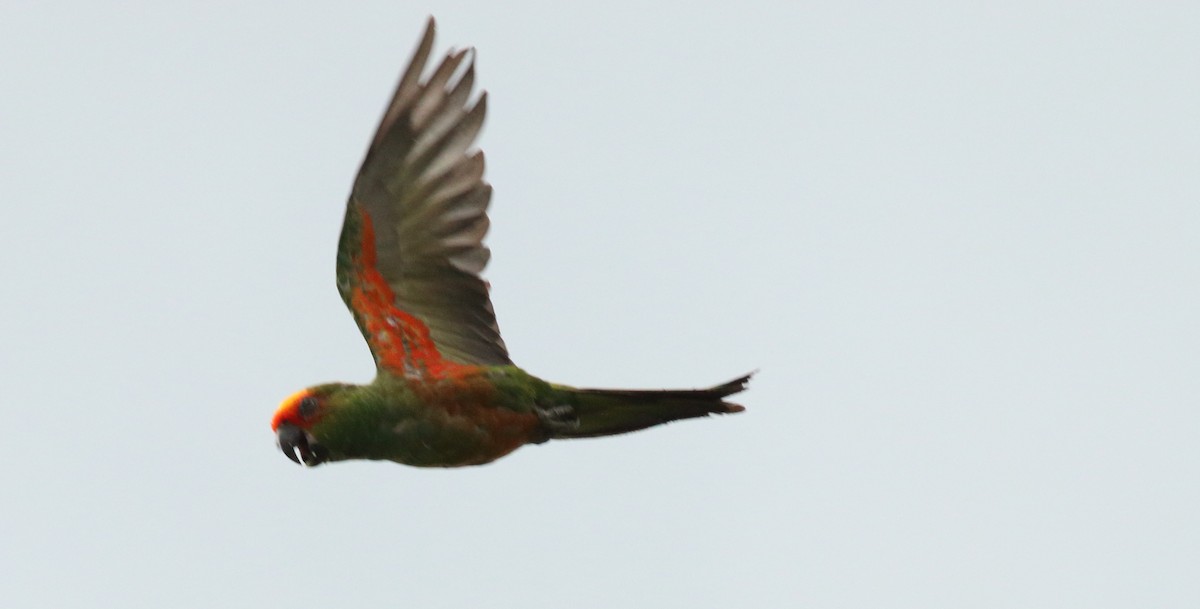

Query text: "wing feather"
[336, 18, 511, 378]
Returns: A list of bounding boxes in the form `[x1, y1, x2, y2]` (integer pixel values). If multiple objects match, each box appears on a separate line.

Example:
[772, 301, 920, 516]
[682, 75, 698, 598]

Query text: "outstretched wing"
[336, 18, 511, 378]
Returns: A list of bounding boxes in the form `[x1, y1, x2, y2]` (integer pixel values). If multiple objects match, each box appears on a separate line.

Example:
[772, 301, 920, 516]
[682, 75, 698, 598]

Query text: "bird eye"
[299, 396, 319, 417]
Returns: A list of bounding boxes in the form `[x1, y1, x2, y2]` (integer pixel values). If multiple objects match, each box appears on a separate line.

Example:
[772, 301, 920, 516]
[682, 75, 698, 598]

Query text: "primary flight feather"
[272, 18, 750, 467]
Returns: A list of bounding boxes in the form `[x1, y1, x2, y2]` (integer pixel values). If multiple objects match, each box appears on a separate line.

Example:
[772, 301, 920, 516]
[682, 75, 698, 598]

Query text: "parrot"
[272, 18, 751, 468]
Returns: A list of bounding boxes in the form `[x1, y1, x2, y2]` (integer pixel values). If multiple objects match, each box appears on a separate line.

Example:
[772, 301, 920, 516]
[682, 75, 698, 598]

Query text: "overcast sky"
[2, 2, 1197, 608]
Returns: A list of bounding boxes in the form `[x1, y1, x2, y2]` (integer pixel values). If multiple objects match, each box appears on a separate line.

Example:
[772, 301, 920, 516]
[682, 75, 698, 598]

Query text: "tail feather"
[555, 373, 752, 439]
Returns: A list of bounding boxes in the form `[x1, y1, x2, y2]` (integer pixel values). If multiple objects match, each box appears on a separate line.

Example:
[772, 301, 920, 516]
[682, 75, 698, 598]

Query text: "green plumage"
[558, 374, 752, 439]
[297, 370, 748, 467]
[272, 19, 749, 469]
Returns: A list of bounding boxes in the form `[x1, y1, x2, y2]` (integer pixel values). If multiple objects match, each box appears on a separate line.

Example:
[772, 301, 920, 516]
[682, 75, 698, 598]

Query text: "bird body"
[274, 368, 545, 467]
[274, 368, 749, 467]
[272, 18, 749, 468]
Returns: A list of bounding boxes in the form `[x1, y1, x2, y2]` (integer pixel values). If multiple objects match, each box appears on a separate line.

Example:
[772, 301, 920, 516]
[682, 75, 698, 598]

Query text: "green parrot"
[272, 18, 750, 468]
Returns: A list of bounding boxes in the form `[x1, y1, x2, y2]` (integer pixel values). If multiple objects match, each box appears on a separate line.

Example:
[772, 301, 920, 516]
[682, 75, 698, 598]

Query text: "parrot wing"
[335, 18, 511, 378]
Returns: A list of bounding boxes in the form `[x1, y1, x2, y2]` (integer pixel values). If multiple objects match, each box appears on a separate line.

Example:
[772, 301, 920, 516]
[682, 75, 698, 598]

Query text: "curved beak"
[276, 423, 327, 467]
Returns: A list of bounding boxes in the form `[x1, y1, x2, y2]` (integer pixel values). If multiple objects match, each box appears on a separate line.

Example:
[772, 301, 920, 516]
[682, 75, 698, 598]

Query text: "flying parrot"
[272, 18, 751, 468]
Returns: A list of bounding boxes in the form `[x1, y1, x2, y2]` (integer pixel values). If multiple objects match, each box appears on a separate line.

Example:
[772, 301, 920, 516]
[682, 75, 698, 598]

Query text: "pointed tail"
[552, 373, 751, 439]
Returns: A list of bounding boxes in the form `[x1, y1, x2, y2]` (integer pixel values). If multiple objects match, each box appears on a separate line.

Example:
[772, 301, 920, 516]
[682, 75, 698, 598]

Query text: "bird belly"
[378, 397, 541, 467]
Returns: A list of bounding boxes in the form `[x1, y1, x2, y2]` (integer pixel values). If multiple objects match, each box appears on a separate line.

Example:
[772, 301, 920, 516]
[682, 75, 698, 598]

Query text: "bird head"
[271, 387, 335, 466]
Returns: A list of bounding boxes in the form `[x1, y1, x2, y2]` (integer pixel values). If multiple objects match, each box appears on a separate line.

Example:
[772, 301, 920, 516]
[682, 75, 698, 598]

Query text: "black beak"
[276, 423, 327, 466]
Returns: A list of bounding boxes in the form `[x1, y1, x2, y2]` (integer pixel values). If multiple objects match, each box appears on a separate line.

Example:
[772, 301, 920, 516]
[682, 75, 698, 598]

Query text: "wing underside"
[335, 18, 511, 378]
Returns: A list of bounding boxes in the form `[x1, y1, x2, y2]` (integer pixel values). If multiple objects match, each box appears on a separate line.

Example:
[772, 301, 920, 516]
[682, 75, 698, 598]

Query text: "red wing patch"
[350, 207, 466, 379]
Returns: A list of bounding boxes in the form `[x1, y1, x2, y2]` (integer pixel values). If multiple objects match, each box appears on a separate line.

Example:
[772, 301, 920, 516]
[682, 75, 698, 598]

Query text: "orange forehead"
[271, 389, 313, 431]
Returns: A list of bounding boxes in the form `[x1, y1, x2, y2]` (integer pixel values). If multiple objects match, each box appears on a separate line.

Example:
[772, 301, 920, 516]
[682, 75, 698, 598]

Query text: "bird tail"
[551, 373, 752, 439]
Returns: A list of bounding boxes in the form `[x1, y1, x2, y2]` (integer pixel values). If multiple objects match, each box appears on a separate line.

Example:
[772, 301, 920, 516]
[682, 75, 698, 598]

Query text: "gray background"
[3, 1, 1197, 607]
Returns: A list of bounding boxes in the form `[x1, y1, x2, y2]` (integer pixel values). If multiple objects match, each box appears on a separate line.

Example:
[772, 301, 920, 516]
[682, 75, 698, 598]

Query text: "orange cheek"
[270, 411, 290, 431]
[271, 389, 314, 430]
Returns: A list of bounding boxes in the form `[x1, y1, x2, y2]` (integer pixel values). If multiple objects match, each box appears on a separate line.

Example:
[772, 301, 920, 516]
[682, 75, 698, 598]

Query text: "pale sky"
[2, 2, 1198, 608]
